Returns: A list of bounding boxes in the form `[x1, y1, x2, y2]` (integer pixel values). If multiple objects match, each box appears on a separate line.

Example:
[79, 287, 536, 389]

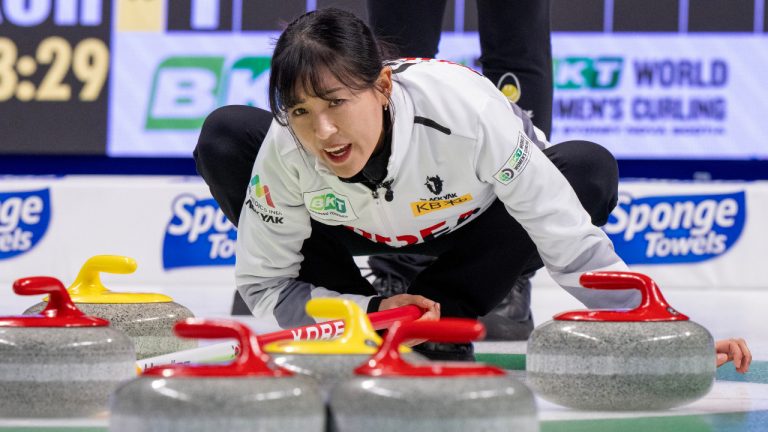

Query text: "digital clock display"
[0, 0, 111, 155]
[0, 36, 109, 102]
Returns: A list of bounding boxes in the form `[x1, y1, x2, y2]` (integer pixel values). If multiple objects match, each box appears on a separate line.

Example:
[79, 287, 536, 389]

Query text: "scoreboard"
[0, 0, 110, 154]
[1, 0, 767, 161]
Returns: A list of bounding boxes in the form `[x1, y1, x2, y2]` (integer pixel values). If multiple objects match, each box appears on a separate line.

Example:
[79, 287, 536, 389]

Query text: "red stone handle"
[143, 319, 291, 378]
[14, 276, 86, 319]
[354, 319, 505, 377]
[554, 271, 688, 322]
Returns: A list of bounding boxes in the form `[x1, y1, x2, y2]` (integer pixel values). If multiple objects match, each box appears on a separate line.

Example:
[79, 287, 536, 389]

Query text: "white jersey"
[236, 59, 637, 328]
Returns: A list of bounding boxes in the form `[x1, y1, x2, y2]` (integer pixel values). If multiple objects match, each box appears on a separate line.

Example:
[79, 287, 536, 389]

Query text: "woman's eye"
[329, 99, 345, 107]
[291, 107, 307, 117]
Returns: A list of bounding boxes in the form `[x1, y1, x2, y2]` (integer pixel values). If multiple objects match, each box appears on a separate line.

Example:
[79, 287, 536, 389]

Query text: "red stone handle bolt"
[554, 271, 689, 322]
[354, 319, 505, 377]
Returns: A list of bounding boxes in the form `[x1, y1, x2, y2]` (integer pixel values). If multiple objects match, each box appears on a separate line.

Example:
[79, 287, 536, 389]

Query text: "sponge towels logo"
[304, 189, 358, 222]
[603, 191, 746, 264]
[493, 132, 532, 185]
[0, 189, 51, 260]
[163, 195, 236, 269]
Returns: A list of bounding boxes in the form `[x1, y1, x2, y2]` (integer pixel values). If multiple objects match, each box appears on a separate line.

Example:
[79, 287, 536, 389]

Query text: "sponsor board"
[108, 33, 276, 156]
[163, 194, 235, 269]
[550, 34, 767, 159]
[108, 31, 768, 159]
[0, 189, 51, 259]
[604, 191, 745, 264]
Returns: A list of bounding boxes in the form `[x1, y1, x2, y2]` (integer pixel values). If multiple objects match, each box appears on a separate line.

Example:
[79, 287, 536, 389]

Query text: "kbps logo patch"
[603, 191, 745, 264]
[163, 195, 235, 269]
[0, 189, 51, 260]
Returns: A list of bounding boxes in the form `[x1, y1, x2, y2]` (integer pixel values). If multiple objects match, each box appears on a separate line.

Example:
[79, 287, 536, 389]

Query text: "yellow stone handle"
[69, 255, 137, 296]
[305, 298, 381, 348]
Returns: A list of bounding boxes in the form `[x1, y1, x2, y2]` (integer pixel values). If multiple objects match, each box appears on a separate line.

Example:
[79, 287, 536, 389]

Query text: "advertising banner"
[106, 29, 768, 159]
[550, 34, 768, 159]
[107, 32, 275, 156]
[0, 176, 764, 288]
[0, 176, 764, 317]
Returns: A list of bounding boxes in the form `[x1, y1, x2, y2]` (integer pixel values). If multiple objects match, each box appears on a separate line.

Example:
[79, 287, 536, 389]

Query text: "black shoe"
[412, 341, 475, 362]
[367, 254, 434, 297]
[478, 272, 535, 341]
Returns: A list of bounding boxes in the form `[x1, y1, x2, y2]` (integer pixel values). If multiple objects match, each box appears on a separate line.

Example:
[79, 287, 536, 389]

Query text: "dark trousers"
[194, 105, 618, 320]
[366, 0, 553, 138]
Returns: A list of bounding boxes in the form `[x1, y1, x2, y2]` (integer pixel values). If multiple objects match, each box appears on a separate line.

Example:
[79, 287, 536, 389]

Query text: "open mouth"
[324, 144, 352, 163]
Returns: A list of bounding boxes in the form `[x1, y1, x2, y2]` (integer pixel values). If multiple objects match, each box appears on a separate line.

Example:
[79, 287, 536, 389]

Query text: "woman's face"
[287, 68, 391, 179]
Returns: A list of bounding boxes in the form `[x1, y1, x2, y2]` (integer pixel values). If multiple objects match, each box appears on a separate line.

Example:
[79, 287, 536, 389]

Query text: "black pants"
[366, 0, 553, 138]
[194, 105, 618, 320]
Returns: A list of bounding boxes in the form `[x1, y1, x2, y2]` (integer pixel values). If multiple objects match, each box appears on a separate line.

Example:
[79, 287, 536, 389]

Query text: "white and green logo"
[303, 189, 358, 222]
[493, 132, 533, 185]
[554, 57, 623, 90]
[146, 56, 271, 130]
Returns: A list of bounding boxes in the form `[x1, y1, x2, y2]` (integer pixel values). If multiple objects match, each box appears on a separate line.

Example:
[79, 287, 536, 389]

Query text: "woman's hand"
[715, 338, 752, 373]
[379, 294, 440, 321]
[379, 294, 440, 347]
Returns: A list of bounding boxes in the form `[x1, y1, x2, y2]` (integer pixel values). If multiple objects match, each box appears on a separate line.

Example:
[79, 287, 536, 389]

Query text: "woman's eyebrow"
[316, 87, 343, 97]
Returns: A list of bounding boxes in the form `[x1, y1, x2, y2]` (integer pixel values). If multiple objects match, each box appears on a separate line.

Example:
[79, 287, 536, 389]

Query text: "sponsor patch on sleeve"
[247, 174, 284, 223]
[493, 132, 533, 185]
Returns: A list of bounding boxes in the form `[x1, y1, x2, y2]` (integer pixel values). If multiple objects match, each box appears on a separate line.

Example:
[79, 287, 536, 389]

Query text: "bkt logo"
[0, 189, 51, 260]
[604, 192, 745, 264]
[310, 193, 347, 214]
[163, 195, 236, 269]
[146, 56, 271, 130]
[554, 57, 623, 90]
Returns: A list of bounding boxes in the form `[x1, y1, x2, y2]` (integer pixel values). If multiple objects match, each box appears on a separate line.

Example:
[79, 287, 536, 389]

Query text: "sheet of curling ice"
[137, 305, 423, 371]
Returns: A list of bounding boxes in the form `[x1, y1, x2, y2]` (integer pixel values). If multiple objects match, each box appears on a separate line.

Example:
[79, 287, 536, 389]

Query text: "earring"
[384, 104, 389, 111]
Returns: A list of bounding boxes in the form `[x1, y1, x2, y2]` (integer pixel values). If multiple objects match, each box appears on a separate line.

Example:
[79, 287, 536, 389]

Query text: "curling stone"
[329, 319, 538, 432]
[25, 255, 196, 359]
[0, 277, 136, 418]
[264, 298, 425, 399]
[527, 271, 715, 410]
[110, 318, 324, 432]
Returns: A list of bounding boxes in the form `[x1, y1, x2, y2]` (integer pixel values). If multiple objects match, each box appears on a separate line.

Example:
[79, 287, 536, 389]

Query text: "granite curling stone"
[25, 255, 196, 359]
[527, 271, 715, 411]
[0, 277, 136, 418]
[329, 318, 538, 432]
[264, 297, 426, 399]
[109, 318, 324, 432]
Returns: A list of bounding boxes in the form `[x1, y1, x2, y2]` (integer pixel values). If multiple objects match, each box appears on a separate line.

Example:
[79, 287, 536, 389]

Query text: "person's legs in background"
[477, 0, 553, 138]
[366, 0, 446, 57]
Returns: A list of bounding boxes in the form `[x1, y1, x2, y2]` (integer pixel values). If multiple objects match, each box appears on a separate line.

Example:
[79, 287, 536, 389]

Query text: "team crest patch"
[493, 132, 533, 185]
[303, 188, 358, 222]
